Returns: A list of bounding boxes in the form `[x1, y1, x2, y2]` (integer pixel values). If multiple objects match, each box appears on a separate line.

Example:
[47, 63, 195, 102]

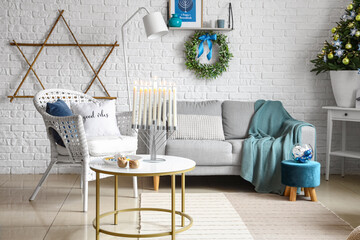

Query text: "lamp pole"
[121, 7, 150, 111]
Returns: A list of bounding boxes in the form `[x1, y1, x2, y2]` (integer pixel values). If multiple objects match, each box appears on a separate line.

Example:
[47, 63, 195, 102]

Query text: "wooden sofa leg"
[153, 176, 160, 191]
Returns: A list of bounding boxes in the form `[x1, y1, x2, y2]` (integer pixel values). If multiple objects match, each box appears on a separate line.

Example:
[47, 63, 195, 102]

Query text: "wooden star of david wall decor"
[8, 10, 119, 102]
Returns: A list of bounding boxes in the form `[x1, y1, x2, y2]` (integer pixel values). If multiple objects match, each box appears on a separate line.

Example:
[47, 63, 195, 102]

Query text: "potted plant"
[311, 1, 360, 108]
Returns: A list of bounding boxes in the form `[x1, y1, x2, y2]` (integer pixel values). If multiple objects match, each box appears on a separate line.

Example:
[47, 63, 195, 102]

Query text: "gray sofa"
[138, 100, 316, 179]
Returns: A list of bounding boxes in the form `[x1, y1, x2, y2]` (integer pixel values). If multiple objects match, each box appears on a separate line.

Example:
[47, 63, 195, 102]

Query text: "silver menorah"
[132, 121, 176, 162]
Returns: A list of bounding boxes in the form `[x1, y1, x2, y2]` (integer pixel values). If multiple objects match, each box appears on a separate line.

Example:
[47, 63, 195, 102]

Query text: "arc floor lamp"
[121, 8, 168, 111]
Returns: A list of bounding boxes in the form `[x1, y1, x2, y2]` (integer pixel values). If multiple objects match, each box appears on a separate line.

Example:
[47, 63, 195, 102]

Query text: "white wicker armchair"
[29, 89, 138, 212]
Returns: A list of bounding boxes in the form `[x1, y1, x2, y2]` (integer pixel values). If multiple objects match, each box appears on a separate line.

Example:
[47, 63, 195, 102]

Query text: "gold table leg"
[114, 175, 118, 225]
[171, 175, 176, 240]
[181, 173, 185, 227]
[96, 172, 100, 240]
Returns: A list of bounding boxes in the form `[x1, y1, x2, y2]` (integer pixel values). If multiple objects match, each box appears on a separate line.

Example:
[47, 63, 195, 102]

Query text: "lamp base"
[143, 158, 166, 163]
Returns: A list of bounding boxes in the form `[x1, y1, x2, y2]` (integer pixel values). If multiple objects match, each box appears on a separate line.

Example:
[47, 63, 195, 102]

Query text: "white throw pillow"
[71, 100, 121, 138]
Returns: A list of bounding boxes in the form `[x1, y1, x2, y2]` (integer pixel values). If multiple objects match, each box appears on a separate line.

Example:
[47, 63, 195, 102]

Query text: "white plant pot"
[330, 70, 360, 108]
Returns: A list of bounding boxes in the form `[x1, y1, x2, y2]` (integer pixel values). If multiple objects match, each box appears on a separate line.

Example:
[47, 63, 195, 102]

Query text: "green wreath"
[184, 31, 233, 79]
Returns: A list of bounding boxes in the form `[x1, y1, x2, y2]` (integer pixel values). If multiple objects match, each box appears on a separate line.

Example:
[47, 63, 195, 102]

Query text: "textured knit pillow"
[71, 100, 121, 138]
[173, 101, 225, 140]
[173, 114, 225, 140]
[46, 99, 73, 147]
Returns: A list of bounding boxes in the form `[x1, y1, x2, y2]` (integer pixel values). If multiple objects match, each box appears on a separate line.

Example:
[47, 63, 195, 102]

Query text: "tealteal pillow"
[46, 99, 73, 147]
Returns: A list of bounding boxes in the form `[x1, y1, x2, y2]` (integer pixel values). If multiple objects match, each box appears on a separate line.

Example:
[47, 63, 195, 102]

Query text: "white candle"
[157, 88, 162, 127]
[137, 88, 143, 128]
[162, 87, 166, 128]
[148, 87, 152, 126]
[131, 86, 137, 126]
[143, 88, 148, 127]
[168, 87, 172, 128]
[173, 85, 177, 128]
[152, 87, 157, 123]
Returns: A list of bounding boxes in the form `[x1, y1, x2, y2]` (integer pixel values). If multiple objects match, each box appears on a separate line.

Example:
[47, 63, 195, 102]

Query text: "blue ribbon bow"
[197, 33, 217, 60]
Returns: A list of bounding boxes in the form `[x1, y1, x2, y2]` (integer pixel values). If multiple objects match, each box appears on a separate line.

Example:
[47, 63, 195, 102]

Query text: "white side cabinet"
[323, 106, 360, 180]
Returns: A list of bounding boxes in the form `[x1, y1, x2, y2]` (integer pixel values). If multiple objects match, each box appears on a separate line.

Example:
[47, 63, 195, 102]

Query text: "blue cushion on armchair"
[46, 99, 73, 147]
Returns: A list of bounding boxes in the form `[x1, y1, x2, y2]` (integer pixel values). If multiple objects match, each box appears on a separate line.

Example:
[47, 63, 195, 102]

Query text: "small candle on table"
[162, 87, 166, 128]
[131, 85, 137, 127]
[143, 88, 148, 127]
[173, 85, 177, 128]
[148, 87, 152, 127]
[137, 87, 143, 128]
[168, 87, 172, 128]
[152, 86, 157, 124]
[157, 88, 162, 128]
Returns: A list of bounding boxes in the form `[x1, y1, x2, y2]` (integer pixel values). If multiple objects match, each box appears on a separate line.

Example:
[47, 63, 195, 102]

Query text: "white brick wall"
[1, 0, 360, 174]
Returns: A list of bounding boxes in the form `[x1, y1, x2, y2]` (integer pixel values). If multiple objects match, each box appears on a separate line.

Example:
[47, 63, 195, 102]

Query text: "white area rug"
[140, 192, 353, 240]
[225, 192, 353, 240]
[140, 193, 253, 240]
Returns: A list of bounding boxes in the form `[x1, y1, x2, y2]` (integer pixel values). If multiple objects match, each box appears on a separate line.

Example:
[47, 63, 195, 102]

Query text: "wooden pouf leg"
[307, 187, 317, 202]
[304, 188, 310, 197]
[284, 186, 290, 196]
[289, 187, 297, 201]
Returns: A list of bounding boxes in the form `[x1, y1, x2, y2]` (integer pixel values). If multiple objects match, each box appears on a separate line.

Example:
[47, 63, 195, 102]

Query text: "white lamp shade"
[143, 12, 168, 40]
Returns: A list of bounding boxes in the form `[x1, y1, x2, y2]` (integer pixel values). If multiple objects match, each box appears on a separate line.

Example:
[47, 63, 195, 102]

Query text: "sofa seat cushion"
[56, 135, 137, 157]
[165, 139, 232, 165]
[225, 139, 245, 166]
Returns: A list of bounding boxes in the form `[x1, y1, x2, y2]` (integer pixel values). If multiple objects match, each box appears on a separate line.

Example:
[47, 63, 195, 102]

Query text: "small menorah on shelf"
[131, 82, 177, 162]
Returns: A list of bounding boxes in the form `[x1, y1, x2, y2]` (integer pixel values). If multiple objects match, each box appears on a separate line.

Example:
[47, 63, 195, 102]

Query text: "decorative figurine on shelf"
[292, 144, 313, 163]
[169, 14, 182, 27]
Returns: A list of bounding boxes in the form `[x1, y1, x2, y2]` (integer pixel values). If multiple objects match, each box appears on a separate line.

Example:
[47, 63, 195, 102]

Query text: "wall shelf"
[169, 27, 233, 31]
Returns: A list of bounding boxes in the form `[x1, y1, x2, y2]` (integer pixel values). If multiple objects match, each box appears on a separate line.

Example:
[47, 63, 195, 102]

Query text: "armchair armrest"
[42, 113, 89, 161]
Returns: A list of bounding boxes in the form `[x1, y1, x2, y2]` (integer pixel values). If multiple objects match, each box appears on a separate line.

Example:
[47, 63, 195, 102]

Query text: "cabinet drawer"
[332, 109, 360, 120]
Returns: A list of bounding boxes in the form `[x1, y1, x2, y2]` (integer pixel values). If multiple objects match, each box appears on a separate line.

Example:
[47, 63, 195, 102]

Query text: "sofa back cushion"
[222, 101, 255, 139]
[177, 100, 222, 116]
[174, 100, 225, 140]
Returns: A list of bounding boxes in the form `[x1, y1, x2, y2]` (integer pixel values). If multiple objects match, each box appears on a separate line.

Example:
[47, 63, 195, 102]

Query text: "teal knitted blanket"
[240, 100, 314, 194]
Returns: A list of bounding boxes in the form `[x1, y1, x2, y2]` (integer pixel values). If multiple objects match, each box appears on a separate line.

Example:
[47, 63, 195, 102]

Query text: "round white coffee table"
[89, 155, 196, 240]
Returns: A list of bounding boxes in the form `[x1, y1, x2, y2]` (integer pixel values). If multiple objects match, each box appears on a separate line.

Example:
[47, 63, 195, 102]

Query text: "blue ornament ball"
[292, 144, 313, 163]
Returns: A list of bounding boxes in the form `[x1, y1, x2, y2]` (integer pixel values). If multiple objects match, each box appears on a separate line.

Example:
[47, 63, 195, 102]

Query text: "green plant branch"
[311, 1, 360, 74]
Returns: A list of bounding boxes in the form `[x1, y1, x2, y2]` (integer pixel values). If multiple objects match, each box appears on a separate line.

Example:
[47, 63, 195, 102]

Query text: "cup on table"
[217, 19, 225, 28]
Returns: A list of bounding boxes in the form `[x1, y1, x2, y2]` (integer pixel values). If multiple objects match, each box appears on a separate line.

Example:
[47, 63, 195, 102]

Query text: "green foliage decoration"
[184, 31, 233, 79]
[311, 1, 360, 74]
